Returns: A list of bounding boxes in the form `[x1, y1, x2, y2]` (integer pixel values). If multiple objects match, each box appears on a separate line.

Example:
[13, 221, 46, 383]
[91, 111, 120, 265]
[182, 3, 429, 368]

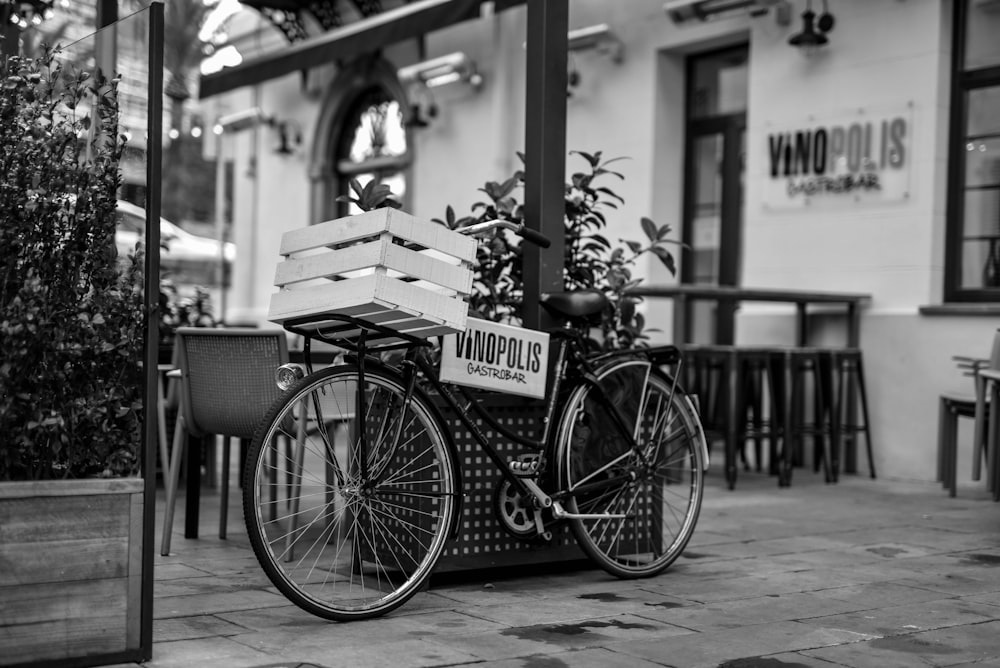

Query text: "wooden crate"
[268, 209, 476, 345]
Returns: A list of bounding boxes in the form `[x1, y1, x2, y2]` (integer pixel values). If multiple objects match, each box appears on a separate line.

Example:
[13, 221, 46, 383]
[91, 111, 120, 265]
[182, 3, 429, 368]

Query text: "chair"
[160, 327, 289, 556]
[978, 367, 1000, 501]
[938, 329, 1000, 497]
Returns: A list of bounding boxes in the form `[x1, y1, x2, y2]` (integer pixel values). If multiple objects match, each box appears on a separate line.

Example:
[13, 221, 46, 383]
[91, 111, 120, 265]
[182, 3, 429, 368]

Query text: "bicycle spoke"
[244, 366, 456, 621]
[559, 361, 704, 578]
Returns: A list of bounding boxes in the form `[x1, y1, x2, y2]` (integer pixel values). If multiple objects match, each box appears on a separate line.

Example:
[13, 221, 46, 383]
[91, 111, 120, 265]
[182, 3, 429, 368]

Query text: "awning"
[199, 0, 524, 99]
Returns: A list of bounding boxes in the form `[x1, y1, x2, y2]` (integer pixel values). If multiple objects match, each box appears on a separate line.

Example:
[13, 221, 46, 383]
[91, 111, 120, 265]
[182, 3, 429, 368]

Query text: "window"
[946, 0, 1000, 301]
[334, 86, 408, 216]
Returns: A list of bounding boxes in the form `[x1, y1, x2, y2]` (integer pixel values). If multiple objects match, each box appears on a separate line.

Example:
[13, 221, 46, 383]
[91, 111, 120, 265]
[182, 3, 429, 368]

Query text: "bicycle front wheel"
[555, 360, 705, 578]
[243, 364, 457, 621]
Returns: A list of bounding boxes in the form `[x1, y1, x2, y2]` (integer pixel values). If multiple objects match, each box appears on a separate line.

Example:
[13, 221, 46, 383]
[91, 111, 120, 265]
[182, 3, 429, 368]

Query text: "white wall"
[211, 0, 997, 484]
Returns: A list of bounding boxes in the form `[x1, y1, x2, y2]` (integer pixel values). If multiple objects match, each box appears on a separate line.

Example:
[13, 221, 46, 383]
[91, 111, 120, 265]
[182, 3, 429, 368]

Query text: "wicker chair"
[938, 329, 1000, 497]
[160, 328, 288, 555]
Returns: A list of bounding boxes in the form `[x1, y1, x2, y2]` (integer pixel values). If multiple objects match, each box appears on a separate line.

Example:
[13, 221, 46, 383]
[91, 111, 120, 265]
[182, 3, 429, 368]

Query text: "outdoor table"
[628, 285, 873, 486]
[628, 284, 872, 347]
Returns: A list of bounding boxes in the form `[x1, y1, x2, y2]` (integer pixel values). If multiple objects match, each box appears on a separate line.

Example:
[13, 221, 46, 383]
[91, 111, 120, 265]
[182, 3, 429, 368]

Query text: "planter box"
[433, 393, 582, 572]
[268, 209, 476, 346]
[360, 392, 582, 573]
[0, 478, 144, 667]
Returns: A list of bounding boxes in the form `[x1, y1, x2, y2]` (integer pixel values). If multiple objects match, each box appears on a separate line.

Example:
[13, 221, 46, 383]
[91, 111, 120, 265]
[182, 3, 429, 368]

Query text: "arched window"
[334, 86, 408, 216]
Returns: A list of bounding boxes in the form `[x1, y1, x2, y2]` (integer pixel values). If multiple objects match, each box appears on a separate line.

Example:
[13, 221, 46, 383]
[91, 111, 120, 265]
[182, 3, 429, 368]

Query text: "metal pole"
[522, 0, 567, 330]
[215, 131, 227, 322]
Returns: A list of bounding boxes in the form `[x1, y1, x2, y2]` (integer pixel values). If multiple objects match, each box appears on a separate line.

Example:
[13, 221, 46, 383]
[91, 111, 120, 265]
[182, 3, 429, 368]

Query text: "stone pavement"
[114, 468, 1000, 668]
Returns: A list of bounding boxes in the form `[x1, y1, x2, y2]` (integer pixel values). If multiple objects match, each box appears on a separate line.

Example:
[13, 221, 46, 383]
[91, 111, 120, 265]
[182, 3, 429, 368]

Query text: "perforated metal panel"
[434, 393, 581, 571]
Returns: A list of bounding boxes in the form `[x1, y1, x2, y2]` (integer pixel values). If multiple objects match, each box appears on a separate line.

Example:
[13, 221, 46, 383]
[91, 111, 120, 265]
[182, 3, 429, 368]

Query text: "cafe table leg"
[724, 349, 739, 489]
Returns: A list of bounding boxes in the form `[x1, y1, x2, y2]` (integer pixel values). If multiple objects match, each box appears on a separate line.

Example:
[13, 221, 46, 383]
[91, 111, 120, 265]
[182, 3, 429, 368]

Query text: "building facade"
[200, 0, 1000, 483]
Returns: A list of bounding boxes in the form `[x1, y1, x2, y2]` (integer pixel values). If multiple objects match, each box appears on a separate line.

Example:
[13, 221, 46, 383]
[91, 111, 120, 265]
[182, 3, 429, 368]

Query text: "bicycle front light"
[275, 363, 305, 390]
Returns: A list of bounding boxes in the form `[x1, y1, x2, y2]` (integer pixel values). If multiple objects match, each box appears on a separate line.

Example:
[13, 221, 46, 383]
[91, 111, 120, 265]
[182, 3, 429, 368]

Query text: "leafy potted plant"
[0, 50, 147, 665]
[432, 150, 677, 349]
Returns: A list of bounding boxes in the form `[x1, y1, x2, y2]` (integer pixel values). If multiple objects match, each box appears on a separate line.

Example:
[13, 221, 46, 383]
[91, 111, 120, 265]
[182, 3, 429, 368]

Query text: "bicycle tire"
[243, 364, 458, 621]
[554, 359, 705, 578]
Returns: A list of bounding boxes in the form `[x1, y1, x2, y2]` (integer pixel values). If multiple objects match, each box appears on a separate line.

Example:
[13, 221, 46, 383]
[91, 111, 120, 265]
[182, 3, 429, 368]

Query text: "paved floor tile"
[153, 614, 253, 642]
[134, 472, 1000, 667]
[139, 636, 281, 668]
[803, 620, 1000, 667]
[453, 646, 668, 667]
[613, 619, 876, 668]
[633, 590, 869, 632]
[155, 589, 293, 619]
[798, 598, 1000, 637]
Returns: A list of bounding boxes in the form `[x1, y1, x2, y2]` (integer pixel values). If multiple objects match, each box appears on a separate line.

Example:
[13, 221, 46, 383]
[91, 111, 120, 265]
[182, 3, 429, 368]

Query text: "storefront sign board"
[761, 103, 913, 209]
[439, 319, 550, 399]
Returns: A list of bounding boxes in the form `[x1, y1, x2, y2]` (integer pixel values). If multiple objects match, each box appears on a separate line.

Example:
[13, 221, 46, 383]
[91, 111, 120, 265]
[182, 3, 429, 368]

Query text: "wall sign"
[439, 318, 550, 400]
[761, 103, 913, 208]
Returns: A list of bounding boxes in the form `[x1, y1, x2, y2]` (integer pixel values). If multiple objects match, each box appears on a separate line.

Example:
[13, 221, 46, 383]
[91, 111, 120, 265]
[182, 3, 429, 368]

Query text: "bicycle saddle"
[540, 290, 609, 319]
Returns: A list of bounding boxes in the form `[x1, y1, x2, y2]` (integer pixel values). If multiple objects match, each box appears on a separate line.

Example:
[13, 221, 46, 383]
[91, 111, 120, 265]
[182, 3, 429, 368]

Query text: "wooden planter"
[0, 478, 145, 667]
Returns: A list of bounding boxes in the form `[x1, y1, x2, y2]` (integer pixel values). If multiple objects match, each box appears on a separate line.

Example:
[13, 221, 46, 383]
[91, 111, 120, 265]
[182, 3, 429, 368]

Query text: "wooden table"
[629, 285, 872, 487]
[628, 284, 872, 347]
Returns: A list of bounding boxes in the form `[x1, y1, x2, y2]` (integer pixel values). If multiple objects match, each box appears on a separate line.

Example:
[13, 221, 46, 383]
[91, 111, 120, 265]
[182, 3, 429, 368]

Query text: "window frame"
[333, 85, 410, 218]
[945, 0, 1000, 302]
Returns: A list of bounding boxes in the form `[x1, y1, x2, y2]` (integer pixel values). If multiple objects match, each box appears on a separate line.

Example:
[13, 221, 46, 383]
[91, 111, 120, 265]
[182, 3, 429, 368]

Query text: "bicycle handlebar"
[458, 219, 552, 249]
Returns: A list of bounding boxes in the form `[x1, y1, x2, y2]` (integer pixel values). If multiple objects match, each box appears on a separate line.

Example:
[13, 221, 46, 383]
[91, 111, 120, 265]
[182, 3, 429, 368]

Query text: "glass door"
[682, 46, 748, 344]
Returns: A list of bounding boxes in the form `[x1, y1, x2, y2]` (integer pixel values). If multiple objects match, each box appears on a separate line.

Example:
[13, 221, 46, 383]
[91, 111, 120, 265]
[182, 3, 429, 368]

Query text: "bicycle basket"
[267, 209, 476, 347]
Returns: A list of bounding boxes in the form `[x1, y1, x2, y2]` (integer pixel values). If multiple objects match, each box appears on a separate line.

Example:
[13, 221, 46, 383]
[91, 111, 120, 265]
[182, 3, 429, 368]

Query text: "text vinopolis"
[451, 328, 544, 384]
[767, 116, 907, 196]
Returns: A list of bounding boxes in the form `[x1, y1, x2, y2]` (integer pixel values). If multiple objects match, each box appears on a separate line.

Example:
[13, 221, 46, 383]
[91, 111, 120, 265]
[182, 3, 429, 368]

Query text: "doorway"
[682, 45, 748, 344]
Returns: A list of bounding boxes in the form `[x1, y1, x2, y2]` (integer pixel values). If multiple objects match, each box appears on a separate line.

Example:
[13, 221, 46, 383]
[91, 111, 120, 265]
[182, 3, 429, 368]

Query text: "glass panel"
[690, 135, 723, 284]
[965, 0, 1000, 69]
[960, 189, 1000, 289]
[689, 47, 748, 119]
[965, 137, 1000, 188]
[968, 87, 1000, 136]
[3, 7, 157, 479]
[346, 92, 407, 162]
[336, 85, 409, 214]
[688, 134, 723, 343]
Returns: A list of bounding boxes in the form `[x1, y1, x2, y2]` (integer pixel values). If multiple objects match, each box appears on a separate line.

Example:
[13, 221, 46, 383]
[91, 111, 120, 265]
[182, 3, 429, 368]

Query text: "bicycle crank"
[550, 500, 628, 521]
[493, 480, 550, 541]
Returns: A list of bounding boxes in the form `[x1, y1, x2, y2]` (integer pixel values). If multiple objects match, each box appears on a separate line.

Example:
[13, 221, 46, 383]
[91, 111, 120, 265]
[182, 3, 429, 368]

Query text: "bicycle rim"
[243, 365, 456, 621]
[556, 361, 704, 578]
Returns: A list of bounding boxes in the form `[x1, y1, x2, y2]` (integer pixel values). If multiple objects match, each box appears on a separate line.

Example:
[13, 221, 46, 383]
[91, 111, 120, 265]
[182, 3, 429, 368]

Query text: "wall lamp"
[788, 0, 834, 50]
[397, 52, 483, 90]
[211, 107, 301, 155]
[212, 107, 272, 134]
[567, 23, 624, 64]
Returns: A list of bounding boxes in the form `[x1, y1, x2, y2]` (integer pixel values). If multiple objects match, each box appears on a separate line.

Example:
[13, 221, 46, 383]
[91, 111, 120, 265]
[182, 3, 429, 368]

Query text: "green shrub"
[433, 151, 678, 349]
[0, 51, 144, 480]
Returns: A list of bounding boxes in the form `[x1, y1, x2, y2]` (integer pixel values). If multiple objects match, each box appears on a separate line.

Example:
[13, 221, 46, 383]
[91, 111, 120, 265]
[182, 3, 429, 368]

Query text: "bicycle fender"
[589, 344, 681, 367]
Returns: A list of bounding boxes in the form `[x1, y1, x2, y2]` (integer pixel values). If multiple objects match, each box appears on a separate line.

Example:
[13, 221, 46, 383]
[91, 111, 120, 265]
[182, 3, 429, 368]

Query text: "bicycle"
[242, 219, 709, 621]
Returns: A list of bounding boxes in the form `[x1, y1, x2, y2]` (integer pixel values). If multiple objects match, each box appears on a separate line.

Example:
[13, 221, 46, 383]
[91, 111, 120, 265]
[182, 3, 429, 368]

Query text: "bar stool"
[734, 347, 784, 474]
[829, 348, 876, 481]
[774, 347, 835, 487]
[681, 345, 738, 487]
[681, 345, 785, 488]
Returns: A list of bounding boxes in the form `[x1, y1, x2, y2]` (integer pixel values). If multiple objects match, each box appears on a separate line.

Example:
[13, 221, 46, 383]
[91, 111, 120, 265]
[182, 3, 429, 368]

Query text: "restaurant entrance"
[682, 45, 747, 344]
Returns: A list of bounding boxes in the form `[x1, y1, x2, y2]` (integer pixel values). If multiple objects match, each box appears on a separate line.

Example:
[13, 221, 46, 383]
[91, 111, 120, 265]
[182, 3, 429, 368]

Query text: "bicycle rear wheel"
[243, 364, 457, 621]
[554, 359, 705, 578]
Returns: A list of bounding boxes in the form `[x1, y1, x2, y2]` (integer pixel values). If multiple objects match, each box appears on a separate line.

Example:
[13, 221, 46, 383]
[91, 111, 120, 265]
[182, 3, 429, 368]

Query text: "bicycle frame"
[286, 311, 689, 538]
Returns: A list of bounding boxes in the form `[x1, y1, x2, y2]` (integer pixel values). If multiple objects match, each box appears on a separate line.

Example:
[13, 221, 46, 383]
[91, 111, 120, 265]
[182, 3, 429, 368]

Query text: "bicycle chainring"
[493, 480, 539, 540]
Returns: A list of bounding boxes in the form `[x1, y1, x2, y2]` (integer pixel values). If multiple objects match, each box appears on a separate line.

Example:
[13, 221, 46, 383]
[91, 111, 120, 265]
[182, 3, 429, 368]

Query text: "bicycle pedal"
[508, 455, 541, 477]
